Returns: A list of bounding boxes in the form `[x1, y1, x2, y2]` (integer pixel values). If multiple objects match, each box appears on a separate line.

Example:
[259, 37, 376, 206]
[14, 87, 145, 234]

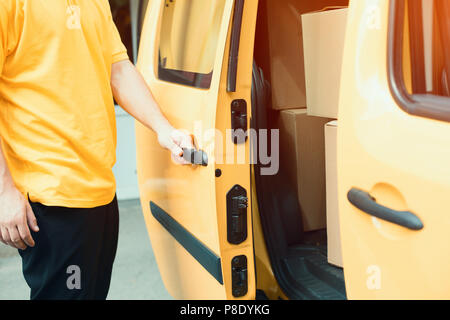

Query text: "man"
[0, 0, 193, 299]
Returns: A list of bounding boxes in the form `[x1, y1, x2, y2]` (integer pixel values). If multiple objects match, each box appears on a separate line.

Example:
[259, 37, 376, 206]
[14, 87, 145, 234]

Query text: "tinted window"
[157, 0, 227, 89]
[402, 0, 449, 97]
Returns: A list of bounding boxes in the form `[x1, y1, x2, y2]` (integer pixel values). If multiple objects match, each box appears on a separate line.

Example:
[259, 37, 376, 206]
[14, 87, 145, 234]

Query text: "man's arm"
[0, 142, 39, 250]
[0, 2, 39, 250]
[111, 60, 193, 163]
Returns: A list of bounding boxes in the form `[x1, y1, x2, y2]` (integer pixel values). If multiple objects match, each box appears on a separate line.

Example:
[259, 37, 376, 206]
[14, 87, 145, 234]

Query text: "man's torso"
[0, 0, 128, 208]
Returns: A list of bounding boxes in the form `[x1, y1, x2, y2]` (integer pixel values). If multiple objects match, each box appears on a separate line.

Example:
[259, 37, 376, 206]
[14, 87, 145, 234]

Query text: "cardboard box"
[302, 8, 348, 118]
[266, 0, 348, 110]
[325, 121, 342, 268]
[278, 109, 333, 231]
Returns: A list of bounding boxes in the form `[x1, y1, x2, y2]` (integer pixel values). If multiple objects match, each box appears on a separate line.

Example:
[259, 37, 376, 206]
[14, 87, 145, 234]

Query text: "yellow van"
[134, 0, 450, 300]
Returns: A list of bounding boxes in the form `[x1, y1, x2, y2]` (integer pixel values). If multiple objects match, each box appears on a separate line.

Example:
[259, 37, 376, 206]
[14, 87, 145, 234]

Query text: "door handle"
[182, 148, 208, 167]
[347, 188, 423, 230]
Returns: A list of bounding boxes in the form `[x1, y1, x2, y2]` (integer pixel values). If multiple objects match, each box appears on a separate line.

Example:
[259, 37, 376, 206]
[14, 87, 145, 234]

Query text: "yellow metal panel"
[136, 0, 258, 300]
[338, 0, 450, 299]
[213, 0, 259, 300]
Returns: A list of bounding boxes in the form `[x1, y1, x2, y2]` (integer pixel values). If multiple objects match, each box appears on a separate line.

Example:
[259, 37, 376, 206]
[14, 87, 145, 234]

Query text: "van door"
[338, 0, 450, 299]
[135, 0, 258, 300]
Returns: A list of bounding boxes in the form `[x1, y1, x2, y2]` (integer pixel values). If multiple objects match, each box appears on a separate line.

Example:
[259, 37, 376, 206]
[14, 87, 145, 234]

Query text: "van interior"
[251, 0, 349, 300]
[251, 0, 450, 299]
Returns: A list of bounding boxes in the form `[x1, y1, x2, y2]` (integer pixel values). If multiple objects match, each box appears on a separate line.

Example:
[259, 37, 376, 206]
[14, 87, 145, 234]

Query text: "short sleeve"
[104, 1, 129, 64]
[0, 0, 23, 75]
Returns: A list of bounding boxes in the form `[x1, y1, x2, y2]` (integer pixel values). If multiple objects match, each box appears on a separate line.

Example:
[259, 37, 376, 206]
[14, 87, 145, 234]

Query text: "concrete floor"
[0, 199, 172, 300]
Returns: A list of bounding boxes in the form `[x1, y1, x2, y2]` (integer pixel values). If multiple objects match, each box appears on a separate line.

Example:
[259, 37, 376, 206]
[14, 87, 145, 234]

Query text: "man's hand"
[0, 186, 39, 250]
[111, 60, 196, 165]
[157, 126, 195, 165]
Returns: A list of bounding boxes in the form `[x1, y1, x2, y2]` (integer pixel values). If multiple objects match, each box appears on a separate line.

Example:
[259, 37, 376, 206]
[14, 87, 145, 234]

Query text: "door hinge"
[226, 185, 248, 245]
[232, 255, 248, 297]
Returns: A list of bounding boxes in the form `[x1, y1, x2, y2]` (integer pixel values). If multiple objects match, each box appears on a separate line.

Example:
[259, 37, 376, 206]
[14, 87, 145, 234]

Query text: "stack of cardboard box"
[278, 110, 333, 232]
[270, 5, 348, 267]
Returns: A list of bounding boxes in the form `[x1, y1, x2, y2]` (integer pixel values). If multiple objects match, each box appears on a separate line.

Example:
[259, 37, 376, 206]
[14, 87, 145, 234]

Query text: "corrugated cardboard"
[266, 0, 348, 110]
[278, 109, 333, 231]
[325, 120, 342, 268]
[302, 8, 348, 118]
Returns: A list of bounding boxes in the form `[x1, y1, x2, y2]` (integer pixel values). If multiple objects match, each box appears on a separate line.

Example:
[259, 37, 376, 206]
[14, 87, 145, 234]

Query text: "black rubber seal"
[227, 0, 245, 92]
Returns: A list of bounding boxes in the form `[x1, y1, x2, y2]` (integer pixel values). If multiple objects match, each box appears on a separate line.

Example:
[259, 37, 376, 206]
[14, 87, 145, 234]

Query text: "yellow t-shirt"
[0, 0, 129, 208]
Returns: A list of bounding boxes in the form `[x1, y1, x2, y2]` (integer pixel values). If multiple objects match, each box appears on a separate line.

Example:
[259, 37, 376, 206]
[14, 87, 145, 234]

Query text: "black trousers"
[18, 196, 119, 300]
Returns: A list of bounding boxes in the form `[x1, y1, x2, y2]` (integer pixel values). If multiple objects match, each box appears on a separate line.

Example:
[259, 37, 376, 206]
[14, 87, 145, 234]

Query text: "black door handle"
[347, 188, 423, 230]
[182, 148, 208, 167]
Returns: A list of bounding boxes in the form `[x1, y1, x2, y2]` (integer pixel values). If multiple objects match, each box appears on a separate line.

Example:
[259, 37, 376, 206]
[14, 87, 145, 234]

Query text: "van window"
[389, 0, 449, 122]
[157, 0, 227, 89]
[402, 0, 449, 97]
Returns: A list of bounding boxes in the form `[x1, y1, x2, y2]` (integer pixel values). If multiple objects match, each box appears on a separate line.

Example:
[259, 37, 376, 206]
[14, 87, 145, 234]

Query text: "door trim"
[150, 202, 224, 285]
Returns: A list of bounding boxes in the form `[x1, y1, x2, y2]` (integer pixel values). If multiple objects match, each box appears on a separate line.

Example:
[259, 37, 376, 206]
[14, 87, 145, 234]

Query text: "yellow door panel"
[338, 0, 450, 299]
[136, 0, 258, 300]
